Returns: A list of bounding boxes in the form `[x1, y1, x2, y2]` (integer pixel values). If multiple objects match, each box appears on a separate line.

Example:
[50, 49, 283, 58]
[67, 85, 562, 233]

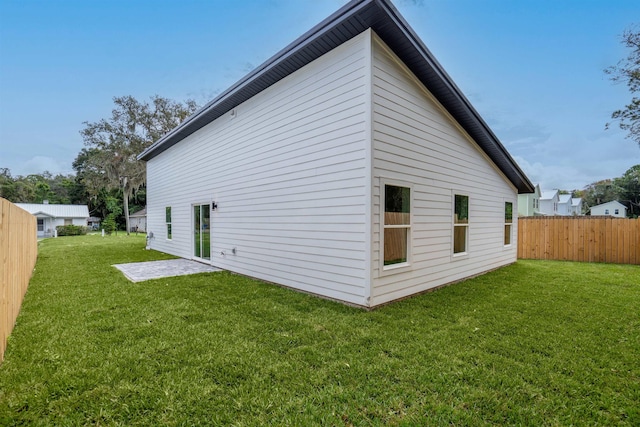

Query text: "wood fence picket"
[1, 198, 37, 362]
[518, 216, 640, 265]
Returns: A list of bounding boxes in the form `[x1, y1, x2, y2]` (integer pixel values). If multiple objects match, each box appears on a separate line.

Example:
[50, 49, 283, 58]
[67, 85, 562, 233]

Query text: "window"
[454, 194, 469, 254]
[605, 209, 609, 215]
[615, 209, 619, 215]
[504, 202, 513, 245]
[37, 219, 44, 232]
[64, 218, 72, 226]
[383, 184, 411, 267]
[166, 206, 172, 239]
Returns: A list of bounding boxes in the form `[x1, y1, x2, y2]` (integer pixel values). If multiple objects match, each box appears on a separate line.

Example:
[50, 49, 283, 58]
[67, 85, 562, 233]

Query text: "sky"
[0, 0, 639, 192]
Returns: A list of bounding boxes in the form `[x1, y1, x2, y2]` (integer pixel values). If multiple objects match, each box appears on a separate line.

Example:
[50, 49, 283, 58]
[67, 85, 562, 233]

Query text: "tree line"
[574, 164, 640, 217]
[1, 95, 198, 232]
[1, 24, 639, 227]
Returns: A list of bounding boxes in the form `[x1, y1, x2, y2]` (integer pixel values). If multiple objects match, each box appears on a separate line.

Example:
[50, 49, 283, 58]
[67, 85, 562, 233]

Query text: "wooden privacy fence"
[1, 198, 38, 362]
[518, 216, 640, 264]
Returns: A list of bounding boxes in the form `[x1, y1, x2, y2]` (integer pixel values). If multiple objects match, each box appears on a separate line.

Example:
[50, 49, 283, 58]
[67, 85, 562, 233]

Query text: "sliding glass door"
[193, 204, 211, 260]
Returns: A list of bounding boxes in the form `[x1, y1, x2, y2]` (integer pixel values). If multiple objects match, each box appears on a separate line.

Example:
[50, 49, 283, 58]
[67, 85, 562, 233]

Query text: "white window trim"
[379, 179, 413, 275]
[504, 200, 514, 248]
[452, 192, 469, 259]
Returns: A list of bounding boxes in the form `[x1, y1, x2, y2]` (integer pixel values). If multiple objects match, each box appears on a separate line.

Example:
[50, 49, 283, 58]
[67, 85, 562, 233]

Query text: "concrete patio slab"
[113, 259, 221, 282]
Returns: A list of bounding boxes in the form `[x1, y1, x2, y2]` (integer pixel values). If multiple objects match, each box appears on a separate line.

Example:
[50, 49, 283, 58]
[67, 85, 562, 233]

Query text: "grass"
[1, 235, 639, 426]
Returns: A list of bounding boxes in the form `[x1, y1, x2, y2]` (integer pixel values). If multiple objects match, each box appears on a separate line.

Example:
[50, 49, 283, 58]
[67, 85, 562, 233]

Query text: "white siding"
[517, 194, 534, 216]
[146, 32, 370, 306]
[590, 201, 627, 218]
[370, 34, 518, 306]
[539, 192, 559, 216]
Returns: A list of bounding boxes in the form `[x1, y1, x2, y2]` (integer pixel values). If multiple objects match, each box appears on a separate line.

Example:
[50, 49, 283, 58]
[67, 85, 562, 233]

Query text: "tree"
[0, 168, 17, 200]
[582, 179, 618, 210]
[78, 95, 198, 234]
[102, 195, 122, 235]
[1, 169, 89, 204]
[0, 172, 39, 203]
[614, 164, 640, 216]
[606, 25, 640, 147]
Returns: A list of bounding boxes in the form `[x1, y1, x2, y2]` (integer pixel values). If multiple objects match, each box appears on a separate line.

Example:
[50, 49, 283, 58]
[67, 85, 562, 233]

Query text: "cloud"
[21, 156, 69, 176]
[514, 156, 591, 191]
[513, 154, 639, 192]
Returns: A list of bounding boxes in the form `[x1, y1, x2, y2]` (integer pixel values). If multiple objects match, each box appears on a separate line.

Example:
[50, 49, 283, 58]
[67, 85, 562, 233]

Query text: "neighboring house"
[517, 183, 541, 216]
[590, 201, 628, 218]
[571, 198, 583, 216]
[16, 202, 89, 238]
[138, 0, 534, 308]
[557, 194, 573, 216]
[87, 217, 101, 230]
[539, 190, 560, 216]
[129, 208, 147, 232]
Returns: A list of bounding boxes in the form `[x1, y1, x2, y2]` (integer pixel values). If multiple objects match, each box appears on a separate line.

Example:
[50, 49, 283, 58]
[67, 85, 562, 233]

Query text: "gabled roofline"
[590, 200, 627, 209]
[32, 211, 55, 218]
[138, 0, 534, 194]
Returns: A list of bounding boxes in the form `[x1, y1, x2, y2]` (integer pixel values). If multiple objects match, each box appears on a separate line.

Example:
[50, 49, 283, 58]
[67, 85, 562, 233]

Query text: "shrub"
[101, 215, 117, 235]
[55, 225, 88, 236]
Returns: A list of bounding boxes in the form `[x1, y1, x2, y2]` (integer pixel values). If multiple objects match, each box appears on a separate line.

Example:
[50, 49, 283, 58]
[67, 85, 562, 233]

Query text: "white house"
[539, 190, 560, 216]
[16, 202, 89, 238]
[571, 198, 583, 216]
[590, 201, 627, 218]
[557, 194, 573, 216]
[88, 216, 101, 230]
[129, 208, 147, 232]
[517, 183, 541, 216]
[139, 0, 533, 307]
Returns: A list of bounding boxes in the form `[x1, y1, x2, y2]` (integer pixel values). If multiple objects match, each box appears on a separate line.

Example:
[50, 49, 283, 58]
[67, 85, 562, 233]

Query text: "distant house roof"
[138, 0, 533, 194]
[541, 190, 559, 200]
[130, 208, 147, 218]
[558, 194, 572, 204]
[590, 200, 627, 210]
[16, 203, 89, 218]
[571, 198, 582, 207]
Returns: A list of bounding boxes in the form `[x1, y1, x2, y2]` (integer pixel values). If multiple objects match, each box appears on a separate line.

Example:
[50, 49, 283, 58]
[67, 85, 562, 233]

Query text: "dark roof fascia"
[138, 0, 374, 162]
[372, 0, 533, 194]
[138, 0, 534, 194]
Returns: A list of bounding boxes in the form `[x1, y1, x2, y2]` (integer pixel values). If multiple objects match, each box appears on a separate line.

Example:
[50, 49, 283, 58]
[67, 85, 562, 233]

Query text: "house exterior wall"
[556, 202, 569, 216]
[590, 201, 627, 217]
[369, 35, 518, 306]
[571, 199, 583, 215]
[146, 32, 370, 306]
[36, 216, 54, 238]
[35, 216, 86, 237]
[557, 195, 573, 216]
[539, 193, 559, 216]
[517, 194, 534, 217]
[517, 185, 540, 217]
[130, 216, 146, 232]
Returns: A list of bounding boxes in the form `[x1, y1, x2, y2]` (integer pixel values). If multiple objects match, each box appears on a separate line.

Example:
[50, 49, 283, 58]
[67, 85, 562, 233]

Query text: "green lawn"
[1, 235, 638, 426]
